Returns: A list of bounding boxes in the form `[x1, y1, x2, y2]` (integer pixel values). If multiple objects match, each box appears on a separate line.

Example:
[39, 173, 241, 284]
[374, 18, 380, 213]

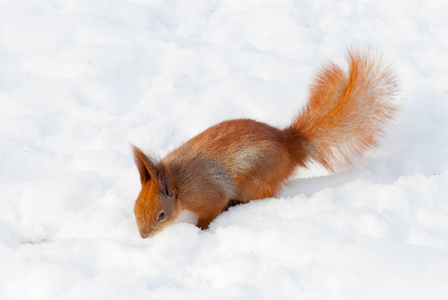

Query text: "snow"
[1, 0, 448, 299]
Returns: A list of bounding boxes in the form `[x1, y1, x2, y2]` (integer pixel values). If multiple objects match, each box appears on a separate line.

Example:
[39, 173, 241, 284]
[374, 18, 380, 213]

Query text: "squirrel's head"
[132, 146, 179, 238]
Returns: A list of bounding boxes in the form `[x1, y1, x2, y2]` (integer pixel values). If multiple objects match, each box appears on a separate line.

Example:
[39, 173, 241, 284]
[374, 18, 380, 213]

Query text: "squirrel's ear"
[132, 145, 157, 185]
[159, 170, 176, 197]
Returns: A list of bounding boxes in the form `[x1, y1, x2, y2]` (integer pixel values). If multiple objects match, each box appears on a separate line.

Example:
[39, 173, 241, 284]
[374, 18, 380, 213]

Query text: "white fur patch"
[234, 146, 262, 173]
[174, 210, 199, 225]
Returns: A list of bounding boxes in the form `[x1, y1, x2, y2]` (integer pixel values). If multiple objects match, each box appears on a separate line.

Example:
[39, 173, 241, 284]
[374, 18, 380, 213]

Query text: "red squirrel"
[132, 49, 398, 238]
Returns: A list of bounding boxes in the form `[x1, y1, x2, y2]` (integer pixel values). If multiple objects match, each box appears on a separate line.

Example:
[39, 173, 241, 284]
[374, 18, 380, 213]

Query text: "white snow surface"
[1, 0, 448, 299]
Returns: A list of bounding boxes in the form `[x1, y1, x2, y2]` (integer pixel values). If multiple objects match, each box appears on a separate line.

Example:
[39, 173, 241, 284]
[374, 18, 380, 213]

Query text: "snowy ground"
[1, 0, 448, 299]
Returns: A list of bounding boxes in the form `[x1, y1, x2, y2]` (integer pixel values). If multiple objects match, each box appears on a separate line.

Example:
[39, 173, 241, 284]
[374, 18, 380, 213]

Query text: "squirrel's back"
[163, 118, 297, 202]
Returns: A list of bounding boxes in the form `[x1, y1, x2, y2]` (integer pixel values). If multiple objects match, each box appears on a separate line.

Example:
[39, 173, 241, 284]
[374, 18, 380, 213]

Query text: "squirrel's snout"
[140, 232, 149, 239]
[139, 228, 156, 239]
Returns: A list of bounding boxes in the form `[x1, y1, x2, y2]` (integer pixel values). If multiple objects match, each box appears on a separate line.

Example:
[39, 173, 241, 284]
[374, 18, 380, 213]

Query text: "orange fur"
[132, 49, 398, 238]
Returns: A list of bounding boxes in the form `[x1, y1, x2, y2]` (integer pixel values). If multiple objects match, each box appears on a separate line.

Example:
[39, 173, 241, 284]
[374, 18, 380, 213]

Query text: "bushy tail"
[284, 49, 399, 172]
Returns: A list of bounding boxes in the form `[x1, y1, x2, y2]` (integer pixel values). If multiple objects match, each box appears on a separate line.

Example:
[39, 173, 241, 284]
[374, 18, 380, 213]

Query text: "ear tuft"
[131, 145, 157, 185]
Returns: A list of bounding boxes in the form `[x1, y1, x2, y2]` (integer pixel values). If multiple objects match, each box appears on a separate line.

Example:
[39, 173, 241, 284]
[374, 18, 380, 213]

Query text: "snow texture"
[1, 0, 448, 299]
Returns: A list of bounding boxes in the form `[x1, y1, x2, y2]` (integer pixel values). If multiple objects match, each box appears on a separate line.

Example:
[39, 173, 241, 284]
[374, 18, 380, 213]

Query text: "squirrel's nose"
[139, 228, 156, 239]
[139, 230, 150, 239]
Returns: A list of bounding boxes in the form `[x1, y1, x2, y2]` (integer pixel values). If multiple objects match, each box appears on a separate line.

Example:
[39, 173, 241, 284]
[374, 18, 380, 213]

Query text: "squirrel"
[132, 49, 398, 238]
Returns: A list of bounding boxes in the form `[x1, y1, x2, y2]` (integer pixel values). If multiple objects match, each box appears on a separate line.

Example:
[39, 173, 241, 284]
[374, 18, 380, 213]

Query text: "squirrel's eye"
[158, 211, 166, 222]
